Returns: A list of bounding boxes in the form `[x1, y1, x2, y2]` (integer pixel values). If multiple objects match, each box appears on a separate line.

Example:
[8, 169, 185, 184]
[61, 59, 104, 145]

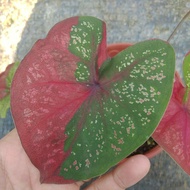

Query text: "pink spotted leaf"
[152, 53, 190, 175]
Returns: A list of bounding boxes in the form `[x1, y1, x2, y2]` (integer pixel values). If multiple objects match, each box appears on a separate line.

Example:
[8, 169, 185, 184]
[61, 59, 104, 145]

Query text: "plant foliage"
[10, 16, 175, 183]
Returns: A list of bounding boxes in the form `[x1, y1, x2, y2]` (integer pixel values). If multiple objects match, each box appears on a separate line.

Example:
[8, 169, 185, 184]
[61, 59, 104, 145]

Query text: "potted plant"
[0, 14, 189, 184]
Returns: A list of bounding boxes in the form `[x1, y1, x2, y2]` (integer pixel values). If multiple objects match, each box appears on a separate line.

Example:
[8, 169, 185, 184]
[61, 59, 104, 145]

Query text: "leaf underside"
[11, 16, 175, 183]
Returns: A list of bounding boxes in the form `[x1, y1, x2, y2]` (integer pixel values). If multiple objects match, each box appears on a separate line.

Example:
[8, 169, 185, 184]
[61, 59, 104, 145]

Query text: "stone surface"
[0, 0, 37, 72]
[1, 0, 190, 189]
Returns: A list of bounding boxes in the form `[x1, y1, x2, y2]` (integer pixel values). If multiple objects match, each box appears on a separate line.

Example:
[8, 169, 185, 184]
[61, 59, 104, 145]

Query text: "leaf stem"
[167, 10, 190, 42]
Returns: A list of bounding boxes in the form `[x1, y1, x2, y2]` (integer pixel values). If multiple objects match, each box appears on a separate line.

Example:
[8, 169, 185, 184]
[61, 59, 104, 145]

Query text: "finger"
[40, 183, 81, 190]
[86, 154, 150, 190]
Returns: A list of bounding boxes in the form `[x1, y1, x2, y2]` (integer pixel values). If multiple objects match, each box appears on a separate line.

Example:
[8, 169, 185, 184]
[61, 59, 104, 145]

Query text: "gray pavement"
[1, 0, 190, 189]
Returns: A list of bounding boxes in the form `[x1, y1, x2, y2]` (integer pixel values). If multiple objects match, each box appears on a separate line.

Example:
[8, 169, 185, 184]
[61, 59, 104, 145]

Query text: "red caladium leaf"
[152, 53, 190, 174]
[11, 16, 175, 183]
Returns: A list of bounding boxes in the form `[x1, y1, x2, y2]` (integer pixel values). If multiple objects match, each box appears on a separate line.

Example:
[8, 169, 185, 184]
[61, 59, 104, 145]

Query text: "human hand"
[0, 129, 150, 190]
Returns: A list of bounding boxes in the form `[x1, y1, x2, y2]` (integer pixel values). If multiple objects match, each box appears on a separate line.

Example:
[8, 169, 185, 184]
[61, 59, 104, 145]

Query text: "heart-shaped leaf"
[11, 16, 175, 183]
[152, 53, 190, 174]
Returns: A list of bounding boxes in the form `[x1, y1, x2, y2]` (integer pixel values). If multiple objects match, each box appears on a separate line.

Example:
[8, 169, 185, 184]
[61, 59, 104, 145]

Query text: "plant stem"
[167, 10, 190, 42]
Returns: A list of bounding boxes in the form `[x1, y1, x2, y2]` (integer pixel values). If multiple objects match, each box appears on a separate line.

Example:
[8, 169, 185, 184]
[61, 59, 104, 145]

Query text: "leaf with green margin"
[61, 40, 175, 180]
[0, 62, 20, 118]
[152, 72, 190, 175]
[153, 47, 190, 176]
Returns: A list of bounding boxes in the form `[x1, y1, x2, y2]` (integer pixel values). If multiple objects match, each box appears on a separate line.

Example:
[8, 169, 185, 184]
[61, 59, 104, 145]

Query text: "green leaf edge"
[183, 54, 190, 103]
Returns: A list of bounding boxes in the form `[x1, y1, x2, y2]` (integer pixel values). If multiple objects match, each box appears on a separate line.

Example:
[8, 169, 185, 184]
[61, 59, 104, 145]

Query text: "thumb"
[86, 154, 150, 190]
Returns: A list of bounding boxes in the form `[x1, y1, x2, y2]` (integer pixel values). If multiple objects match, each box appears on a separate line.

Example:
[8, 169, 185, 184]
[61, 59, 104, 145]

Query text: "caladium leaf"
[0, 62, 20, 118]
[11, 16, 175, 184]
[152, 53, 190, 175]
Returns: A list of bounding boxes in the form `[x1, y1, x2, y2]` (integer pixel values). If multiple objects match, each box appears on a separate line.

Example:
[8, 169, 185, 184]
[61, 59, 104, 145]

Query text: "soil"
[129, 137, 158, 156]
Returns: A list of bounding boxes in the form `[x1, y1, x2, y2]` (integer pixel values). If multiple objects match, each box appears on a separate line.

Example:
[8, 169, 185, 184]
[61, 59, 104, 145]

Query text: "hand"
[0, 129, 150, 190]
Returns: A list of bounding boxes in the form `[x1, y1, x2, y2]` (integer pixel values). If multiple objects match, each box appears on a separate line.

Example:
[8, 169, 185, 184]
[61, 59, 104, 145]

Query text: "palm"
[0, 129, 81, 190]
[0, 129, 150, 190]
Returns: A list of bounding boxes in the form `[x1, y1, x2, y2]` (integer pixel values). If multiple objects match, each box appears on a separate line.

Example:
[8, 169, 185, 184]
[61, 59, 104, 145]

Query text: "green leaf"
[183, 53, 190, 103]
[0, 94, 10, 118]
[183, 53, 190, 88]
[60, 39, 175, 180]
[0, 61, 20, 118]
[6, 61, 20, 89]
[69, 16, 103, 62]
[69, 16, 104, 82]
